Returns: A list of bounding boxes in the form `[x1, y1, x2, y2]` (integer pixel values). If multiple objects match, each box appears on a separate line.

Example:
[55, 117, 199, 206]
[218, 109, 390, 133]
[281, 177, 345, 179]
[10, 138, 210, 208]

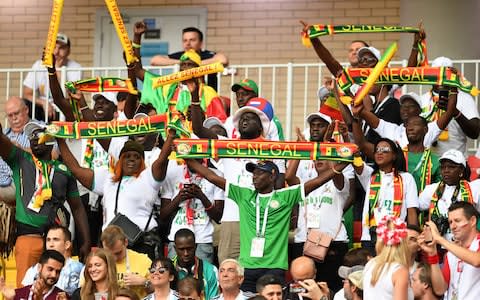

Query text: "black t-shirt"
[169, 50, 218, 91]
[365, 96, 402, 145]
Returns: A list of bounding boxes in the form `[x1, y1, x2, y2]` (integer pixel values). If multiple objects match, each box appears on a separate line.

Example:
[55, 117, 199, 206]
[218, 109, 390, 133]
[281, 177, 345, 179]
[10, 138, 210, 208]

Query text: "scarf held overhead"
[337, 67, 479, 97]
[45, 114, 169, 139]
[302, 24, 428, 66]
[151, 62, 224, 88]
[174, 139, 358, 161]
[65, 77, 138, 95]
[42, 0, 64, 68]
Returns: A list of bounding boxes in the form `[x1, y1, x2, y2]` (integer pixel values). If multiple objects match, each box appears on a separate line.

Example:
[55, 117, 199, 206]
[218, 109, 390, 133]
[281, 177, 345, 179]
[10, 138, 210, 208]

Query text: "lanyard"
[256, 193, 273, 238]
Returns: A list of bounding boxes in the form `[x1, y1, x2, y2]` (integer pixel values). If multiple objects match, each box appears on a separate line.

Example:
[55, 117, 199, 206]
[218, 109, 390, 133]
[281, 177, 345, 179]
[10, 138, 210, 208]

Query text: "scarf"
[429, 180, 473, 218]
[337, 67, 479, 97]
[403, 148, 432, 192]
[65, 77, 138, 94]
[31, 156, 53, 210]
[368, 171, 403, 227]
[174, 139, 358, 161]
[104, 0, 138, 65]
[151, 62, 224, 88]
[302, 24, 428, 66]
[45, 114, 171, 139]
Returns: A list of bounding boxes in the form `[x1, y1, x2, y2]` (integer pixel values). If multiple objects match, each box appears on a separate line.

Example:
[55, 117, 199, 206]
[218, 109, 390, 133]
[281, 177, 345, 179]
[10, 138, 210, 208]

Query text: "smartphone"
[424, 226, 433, 244]
[289, 282, 306, 294]
[438, 90, 449, 100]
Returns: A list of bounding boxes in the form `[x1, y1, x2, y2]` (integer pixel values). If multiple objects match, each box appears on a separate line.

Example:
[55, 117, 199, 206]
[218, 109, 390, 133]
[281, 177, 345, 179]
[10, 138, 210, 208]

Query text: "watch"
[144, 280, 151, 288]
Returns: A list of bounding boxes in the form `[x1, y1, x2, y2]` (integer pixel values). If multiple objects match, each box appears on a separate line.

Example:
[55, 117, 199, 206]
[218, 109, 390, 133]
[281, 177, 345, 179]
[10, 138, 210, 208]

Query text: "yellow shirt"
[116, 249, 152, 298]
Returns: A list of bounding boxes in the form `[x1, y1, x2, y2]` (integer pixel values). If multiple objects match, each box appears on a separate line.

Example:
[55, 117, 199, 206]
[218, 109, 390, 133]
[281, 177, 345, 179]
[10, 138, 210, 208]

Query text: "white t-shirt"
[419, 180, 480, 241]
[443, 234, 480, 300]
[295, 178, 350, 242]
[363, 259, 413, 300]
[219, 157, 286, 222]
[420, 91, 480, 156]
[357, 166, 419, 241]
[375, 119, 442, 149]
[23, 59, 82, 99]
[93, 167, 162, 230]
[166, 168, 225, 243]
[224, 115, 280, 141]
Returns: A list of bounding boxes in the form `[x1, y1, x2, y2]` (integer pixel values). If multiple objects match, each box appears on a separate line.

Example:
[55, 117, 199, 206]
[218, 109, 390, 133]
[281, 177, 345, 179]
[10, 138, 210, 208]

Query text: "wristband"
[132, 41, 141, 49]
[426, 254, 439, 265]
[48, 72, 56, 76]
[331, 166, 342, 175]
[454, 111, 462, 119]
[191, 102, 201, 106]
[80, 106, 89, 112]
[353, 156, 363, 167]
[205, 203, 214, 211]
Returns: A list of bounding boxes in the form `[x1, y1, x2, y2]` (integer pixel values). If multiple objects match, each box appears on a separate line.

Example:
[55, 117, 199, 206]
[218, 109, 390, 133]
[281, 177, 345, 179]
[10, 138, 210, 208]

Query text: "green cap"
[232, 79, 258, 95]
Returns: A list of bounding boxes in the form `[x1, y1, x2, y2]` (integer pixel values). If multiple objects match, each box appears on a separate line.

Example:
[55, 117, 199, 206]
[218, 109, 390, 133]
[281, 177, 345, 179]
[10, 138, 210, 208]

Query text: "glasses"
[358, 56, 378, 65]
[375, 146, 392, 154]
[149, 267, 168, 274]
[179, 298, 197, 300]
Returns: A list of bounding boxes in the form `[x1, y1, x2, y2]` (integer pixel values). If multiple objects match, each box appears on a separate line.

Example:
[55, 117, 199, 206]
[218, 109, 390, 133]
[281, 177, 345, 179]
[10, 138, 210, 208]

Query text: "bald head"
[5, 96, 29, 134]
[290, 256, 316, 281]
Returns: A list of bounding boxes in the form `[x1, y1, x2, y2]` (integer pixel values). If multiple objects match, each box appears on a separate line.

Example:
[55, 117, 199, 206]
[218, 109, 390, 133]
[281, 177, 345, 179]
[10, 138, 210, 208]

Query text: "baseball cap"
[306, 112, 332, 125]
[232, 102, 271, 136]
[358, 46, 381, 61]
[338, 265, 364, 279]
[203, 117, 226, 130]
[120, 140, 145, 158]
[246, 160, 279, 175]
[399, 92, 422, 109]
[440, 149, 466, 167]
[348, 270, 364, 290]
[56, 33, 70, 47]
[431, 56, 453, 68]
[317, 87, 330, 101]
[93, 92, 118, 105]
[24, 122, 47, 139]
[232, 79, 259, 95]
[245, 98, 274, 121]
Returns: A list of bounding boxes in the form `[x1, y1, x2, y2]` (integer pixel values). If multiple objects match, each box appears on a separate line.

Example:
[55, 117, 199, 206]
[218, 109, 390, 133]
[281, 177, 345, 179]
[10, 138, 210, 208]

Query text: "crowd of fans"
[1, 19, 480, 300]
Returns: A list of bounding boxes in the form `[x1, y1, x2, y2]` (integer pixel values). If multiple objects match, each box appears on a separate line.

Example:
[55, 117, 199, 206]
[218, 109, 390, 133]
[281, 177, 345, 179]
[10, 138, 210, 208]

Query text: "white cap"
[431, 57, 453, 68]
[232, 106, 270, 136]
[399, 92, 422, 108]
[93, 92, 118, 105]
[348, 270, 364, 290]
[338, 265, 365, 279]
[358, 46, 381, 60]
[306, 112, 332, 125]
[203, 117, 226, 130]
[440, 149, 466, 167]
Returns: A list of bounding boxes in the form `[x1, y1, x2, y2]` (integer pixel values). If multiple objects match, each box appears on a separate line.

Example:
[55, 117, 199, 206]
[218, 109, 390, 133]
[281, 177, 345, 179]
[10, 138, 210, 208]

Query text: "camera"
[289, 282, 306, 294]
[431, 214, 450, 236]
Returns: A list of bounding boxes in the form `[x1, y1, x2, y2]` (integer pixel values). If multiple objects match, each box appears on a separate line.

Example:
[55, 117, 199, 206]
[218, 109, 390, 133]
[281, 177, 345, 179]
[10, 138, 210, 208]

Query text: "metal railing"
[1, 59, 479, 151]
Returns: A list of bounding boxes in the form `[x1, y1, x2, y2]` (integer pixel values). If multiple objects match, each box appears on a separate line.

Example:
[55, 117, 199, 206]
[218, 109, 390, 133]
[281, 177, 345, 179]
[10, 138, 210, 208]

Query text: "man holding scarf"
[0, 121, 90, 288]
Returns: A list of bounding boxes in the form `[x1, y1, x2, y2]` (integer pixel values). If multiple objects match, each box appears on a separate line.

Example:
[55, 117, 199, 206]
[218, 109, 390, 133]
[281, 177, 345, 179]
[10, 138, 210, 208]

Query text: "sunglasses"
[179, 298, 197, 300]
[149, 267, 168, 274]
[359, 56, 378, 65]
[375, 146, 392, 154]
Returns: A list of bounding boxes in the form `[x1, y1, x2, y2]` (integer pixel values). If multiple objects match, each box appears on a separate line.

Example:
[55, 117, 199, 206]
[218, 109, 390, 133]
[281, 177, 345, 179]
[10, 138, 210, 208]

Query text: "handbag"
[108, 178, 143, 246]
[302, 197, 342, 262]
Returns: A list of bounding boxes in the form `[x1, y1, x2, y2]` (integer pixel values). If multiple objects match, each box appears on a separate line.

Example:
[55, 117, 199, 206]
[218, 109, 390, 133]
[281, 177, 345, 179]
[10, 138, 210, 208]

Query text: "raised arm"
[47, 56, 75, 121]
[0, 123, 14, 160]
[351, 104, 375, 160]
[151, 129, 175, 181]
[185, 159, 226, 190]
[407, 24, 425, 67]
[188, 80, 218, 139]
[285, 128, 306, 186]
[301, 20, 344, 78]
[435, 87, 457, 130]
[304, 162, 348, 196]
[57, 138, 94, 189]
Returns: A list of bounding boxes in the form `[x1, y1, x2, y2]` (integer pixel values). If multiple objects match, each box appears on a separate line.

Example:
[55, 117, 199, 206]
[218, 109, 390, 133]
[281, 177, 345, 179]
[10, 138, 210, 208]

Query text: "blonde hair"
[370, 227, 410, 286]
[81, 248, 119, 300]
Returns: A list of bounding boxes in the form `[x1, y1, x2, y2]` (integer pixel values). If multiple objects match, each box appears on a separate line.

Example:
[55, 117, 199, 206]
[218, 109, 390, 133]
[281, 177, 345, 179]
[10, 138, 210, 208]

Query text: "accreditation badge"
[307, 210, 321, 228]
[250, 237, 265, 258]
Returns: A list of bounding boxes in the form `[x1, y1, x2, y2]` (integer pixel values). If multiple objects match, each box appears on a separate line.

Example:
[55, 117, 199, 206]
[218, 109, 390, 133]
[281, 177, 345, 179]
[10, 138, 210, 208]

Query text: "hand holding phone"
[424, 225, 433, 244]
